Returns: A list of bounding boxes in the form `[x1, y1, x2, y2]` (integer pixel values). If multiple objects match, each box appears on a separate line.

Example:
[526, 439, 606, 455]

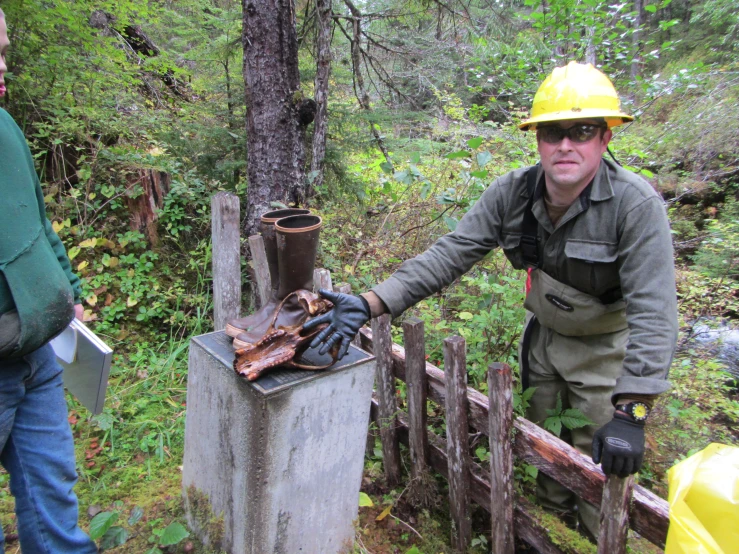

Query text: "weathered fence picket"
[211, 192, 241, 330]
[332, 282, 351, 295]
[488, 362, 515, 554]
[313, 267, 333, 292]
[247, 234, 270, 308]
[444, 336, 472, 552]
[402, 317, 434, 507]
[371, 313, 402, 486]
[597, 475, 635, 554]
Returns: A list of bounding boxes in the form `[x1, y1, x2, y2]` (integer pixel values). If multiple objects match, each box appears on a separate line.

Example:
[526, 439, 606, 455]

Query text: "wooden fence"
[209, 193, 670, 554]
[358, 316, 670, 554]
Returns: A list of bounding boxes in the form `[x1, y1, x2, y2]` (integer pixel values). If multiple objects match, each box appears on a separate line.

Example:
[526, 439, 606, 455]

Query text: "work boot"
[233, 214, 322, 349]
[225, 208, 310, 339]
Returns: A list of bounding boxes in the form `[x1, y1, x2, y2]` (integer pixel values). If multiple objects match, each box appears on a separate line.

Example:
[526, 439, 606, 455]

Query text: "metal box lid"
[191, 331, 375, 396]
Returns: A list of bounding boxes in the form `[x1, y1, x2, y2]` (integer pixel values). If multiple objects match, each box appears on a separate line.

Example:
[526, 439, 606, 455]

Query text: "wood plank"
[333, 283, 351, 294]
[488, 363, 514, 554]
[597, 475, 634, 554]
[313, 268, 333, 293]
[211, 192, 241, 330]
[403, 317, 432, 507]
[247, 234, 270, 308]
[371, 314, 401, 486]
[357, 327, 669, 548]
[444, 336, 471, 552]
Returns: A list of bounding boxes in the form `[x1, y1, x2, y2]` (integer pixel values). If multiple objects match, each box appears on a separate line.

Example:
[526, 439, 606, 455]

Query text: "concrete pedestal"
[182, 331, 375, 554]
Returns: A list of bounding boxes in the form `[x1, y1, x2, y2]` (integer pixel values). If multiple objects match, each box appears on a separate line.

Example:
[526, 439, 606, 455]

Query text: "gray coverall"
[372, 158, 678, 536]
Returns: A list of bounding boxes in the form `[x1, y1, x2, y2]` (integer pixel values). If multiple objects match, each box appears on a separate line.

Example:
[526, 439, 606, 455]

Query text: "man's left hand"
[74, 303, 84, 321]
[591, 414, 645, 478]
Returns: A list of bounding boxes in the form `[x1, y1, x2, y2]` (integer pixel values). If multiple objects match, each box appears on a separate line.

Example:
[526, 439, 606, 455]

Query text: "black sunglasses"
[537, 123, 607, 144]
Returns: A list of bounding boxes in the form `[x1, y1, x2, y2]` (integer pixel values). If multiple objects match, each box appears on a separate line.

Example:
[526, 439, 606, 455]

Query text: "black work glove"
[303, 289, 371, 360]
[591, 413, 645, 478]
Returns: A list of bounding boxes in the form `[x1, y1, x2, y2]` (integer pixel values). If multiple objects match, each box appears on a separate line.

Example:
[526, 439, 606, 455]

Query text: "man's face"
[0, 17, 8, 98]
[537, 119, 612, 195]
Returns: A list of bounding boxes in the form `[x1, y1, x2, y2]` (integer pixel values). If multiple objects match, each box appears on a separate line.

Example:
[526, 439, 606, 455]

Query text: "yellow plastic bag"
[665, 443, 739, 554]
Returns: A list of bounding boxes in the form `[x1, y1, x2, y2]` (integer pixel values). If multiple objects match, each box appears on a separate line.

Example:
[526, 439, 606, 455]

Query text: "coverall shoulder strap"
[521, 165, 540, 269]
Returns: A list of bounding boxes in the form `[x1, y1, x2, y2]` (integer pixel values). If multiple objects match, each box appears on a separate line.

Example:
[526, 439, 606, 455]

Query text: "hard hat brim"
[519, 109, 634, 130]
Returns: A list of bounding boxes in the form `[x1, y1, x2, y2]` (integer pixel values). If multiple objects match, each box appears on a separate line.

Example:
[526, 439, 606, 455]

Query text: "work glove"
[303, 289, 371, 360]
[591, 413, 645, 478]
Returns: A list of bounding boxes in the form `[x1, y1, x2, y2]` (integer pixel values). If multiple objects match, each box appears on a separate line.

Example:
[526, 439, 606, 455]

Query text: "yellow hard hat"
[519, 61, 633, 130]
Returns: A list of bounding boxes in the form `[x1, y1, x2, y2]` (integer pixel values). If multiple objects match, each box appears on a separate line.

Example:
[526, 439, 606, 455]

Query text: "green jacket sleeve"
[372, 173, 513, 317]
[612, 193, 678, 398]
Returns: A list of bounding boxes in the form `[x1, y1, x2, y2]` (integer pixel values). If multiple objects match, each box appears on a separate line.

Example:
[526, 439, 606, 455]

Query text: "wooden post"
[488, 363, 515, 554]
[211, 192, 241, 330]
[403, 318, 433, 506]
[313, 268, 333, 293]
[597, 475, 634, 554]
[247, 234, 270, 308]
[444, 336, 471, 552]
[372, 314, 401, 486]
[333, 283, 351, 295]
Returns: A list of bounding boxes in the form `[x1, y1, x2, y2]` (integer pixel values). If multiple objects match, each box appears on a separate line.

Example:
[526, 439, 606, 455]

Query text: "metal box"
[182, 331, 375, 553]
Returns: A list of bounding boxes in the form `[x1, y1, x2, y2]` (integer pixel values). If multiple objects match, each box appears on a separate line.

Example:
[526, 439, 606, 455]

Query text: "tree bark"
[242, 0, 308, 236]
[631, 0, 644, 79]
[343, 0, 393, 168]
[310, 0, 333, 191]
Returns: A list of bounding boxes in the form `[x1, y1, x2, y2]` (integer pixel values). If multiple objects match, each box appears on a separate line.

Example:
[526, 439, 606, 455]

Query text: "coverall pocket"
[524, 269, 627, 336]
[564, 239, 620, 294]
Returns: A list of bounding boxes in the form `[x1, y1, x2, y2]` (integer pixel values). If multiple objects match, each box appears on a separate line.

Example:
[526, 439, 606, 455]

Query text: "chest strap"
[521, 165, 540, 269]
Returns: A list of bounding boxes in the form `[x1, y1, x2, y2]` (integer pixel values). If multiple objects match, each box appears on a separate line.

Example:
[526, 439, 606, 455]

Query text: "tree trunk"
[631, 0, 644, 79]
[310, 0, 333, 191]
[242, 0, 308, 236]
[126, 169, 170, 246]
[343, 0, 393, 169]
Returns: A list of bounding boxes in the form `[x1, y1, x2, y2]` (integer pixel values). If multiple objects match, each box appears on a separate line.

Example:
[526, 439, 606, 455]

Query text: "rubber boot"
[225, 208, 310, 339]
[233, 214, 322, 349]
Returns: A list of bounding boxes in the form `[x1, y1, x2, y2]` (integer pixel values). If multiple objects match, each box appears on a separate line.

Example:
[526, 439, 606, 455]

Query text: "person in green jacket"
[306, 62, 678, 542]
[0, 9, 97, 553]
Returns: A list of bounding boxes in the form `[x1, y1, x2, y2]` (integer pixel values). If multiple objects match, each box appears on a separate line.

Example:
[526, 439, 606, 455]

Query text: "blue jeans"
[0, 344, 97, 553]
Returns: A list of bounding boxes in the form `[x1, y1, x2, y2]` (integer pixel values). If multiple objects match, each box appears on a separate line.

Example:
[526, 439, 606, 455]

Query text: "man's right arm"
[305, 173, 513, 359]
[371, 178, 508, 318]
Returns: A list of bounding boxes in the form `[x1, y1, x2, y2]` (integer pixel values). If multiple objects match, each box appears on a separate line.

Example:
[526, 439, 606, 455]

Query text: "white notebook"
[50, 319, 112, 415]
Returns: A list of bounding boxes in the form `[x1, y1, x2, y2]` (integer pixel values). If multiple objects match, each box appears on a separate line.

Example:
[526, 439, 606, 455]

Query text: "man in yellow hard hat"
[307, 61, 678, 540]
